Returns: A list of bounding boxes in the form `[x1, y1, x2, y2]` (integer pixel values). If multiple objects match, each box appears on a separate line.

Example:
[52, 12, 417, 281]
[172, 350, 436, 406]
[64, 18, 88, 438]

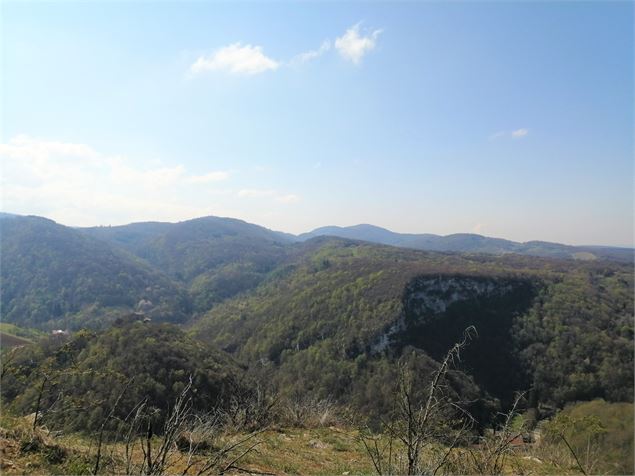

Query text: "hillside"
[0, 215, 190, 330]
[84, 216, 634, 269]
[83, 216, 291, 312]
[1, 321, 242, 434]
[0, 215, 633, 475]
[2, 213, 633, 416]
[193, 238, 634, 416]
[0, 324, 45, 350]
[298, 224, 634, 262]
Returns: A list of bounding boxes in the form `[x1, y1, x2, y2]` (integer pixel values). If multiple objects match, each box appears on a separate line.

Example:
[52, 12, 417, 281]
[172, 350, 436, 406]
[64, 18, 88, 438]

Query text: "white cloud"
[275, 194, 300, 204]
[107, 157, 187, 189]
[0, 135, 231, 225]
[335, 23, 382, 64]
[488, 131, 506, 141]
[292, 40, 331, 64]
[0, 133, 100, 161]
[190, 24, 382, 75]
[191, 43, 279, 75]
[511, 128, 529, 138]
[471, 222, 485, 234]
[489, 128, 530, 141]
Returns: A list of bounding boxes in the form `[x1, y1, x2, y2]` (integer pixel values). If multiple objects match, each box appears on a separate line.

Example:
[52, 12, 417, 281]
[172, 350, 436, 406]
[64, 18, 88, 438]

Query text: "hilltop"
[298, 224, 633, 262]
[0, 215, 190, 330]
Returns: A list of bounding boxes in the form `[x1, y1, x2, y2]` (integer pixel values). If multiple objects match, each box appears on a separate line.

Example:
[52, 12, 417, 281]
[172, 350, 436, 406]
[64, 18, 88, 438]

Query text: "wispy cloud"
[292, 40, 331, 65]
[488, 131, 506, 141]
[511, 128, 529, 138]
[335, 23, 382, 64]
[489, 128, 530, 141]
[191, 23, 382, 76]
[471, 222, 485, 234]
[0, 135, 230, 225]
[275, 194, 300, 204]
[190, 43, 279, 75]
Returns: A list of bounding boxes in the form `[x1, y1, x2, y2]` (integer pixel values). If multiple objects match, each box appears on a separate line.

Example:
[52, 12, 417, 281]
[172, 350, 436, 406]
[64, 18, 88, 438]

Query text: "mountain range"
[1, 212, 633, 418]
[297, 223, 633, 262]
[3, 211, 631, 262]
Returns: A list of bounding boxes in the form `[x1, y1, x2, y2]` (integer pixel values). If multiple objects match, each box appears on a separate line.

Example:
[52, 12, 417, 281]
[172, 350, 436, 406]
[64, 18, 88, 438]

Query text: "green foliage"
[1, 322, 243, 434]
[193, 239, 634, 419]
[299, 225, 634, 262]
[0, 323, 45, 341]
[2, 215, 632, 432]
[542, 400, 634, 474]
[513, 270, 634, 405]
[0, 215, 191, 330]
[83, 216, 291, 313]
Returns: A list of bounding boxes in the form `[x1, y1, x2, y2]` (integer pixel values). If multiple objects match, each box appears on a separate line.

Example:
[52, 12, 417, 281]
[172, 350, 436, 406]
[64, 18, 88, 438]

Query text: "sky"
[1, 1, 633, 246]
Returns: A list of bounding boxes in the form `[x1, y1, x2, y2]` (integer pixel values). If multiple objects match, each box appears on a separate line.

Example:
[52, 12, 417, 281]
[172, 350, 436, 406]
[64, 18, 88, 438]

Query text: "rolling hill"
[0, 215, 190, 330]
[298, 224, 634, 262]
[82, 216, 292, 312]
[2, 213, 632, 418]
[1, 320, 243, 433]
[192, 237, 634, 415]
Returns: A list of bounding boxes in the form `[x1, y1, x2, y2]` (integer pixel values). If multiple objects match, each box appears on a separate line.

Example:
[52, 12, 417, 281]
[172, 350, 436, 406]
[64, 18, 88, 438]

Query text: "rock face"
[373, 274, 537, 406]
[371, 275, 520, 354]
[136, 298, 154, 312]
[404, 276, 513, 316]
[371, 317, 406, 353]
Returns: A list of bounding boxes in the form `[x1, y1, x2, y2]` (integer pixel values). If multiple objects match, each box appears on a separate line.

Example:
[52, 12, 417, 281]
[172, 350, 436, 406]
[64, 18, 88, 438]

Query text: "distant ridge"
[298, 224, 634, 262]
[1, 212, 632, 262]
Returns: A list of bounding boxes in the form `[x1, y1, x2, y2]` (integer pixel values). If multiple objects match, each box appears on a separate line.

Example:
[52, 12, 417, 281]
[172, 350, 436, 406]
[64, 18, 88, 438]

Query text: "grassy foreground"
[0, 413, 613, 476]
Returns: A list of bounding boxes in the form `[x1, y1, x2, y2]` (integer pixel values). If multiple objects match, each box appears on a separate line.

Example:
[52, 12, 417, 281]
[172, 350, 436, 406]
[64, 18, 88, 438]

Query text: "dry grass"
[0, 414, 376, 475]
[0, 411, 625, 476]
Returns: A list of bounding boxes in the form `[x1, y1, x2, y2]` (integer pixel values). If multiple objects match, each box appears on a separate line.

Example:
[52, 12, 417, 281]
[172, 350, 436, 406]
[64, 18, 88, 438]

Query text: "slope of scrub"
[1, 321, 242, 434]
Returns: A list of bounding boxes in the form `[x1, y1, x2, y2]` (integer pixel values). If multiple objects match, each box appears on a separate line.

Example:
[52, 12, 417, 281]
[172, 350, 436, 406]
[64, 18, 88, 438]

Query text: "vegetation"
[193, 239, 633, 418]
[0, 215, 190, 330]
[514, 270, 633, 405]
[1, 214, 632, 474]
[539, 399, 634, 475]
[1, 322, 242, 435]
[0, 323, 45, 341]
[298, 224, 634, 262]
[2, 346, 631, 475]
[83, 216, 291, 313]
[0, 324, 45, 349]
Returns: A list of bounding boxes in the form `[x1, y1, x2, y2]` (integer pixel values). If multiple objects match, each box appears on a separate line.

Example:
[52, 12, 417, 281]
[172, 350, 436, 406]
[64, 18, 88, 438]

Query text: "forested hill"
[0, 213, 633, 425]
[298, 224, 634, 262]
[0, 215, 190, 329]
[1, 321, 243, 433]
[82, 216, 292, 312]
[193, 238, 634, 415]
[83, 216, 633, 264]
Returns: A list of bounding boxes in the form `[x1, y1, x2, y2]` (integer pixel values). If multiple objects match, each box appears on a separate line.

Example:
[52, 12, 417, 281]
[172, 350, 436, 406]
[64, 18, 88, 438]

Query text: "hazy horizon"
[2, 210, 633, 249]
[1, 1, 633, 247]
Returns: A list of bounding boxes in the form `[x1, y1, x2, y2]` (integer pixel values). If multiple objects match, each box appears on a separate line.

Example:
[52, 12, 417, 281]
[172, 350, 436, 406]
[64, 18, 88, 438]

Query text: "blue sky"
[1, 1, 633, 246]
